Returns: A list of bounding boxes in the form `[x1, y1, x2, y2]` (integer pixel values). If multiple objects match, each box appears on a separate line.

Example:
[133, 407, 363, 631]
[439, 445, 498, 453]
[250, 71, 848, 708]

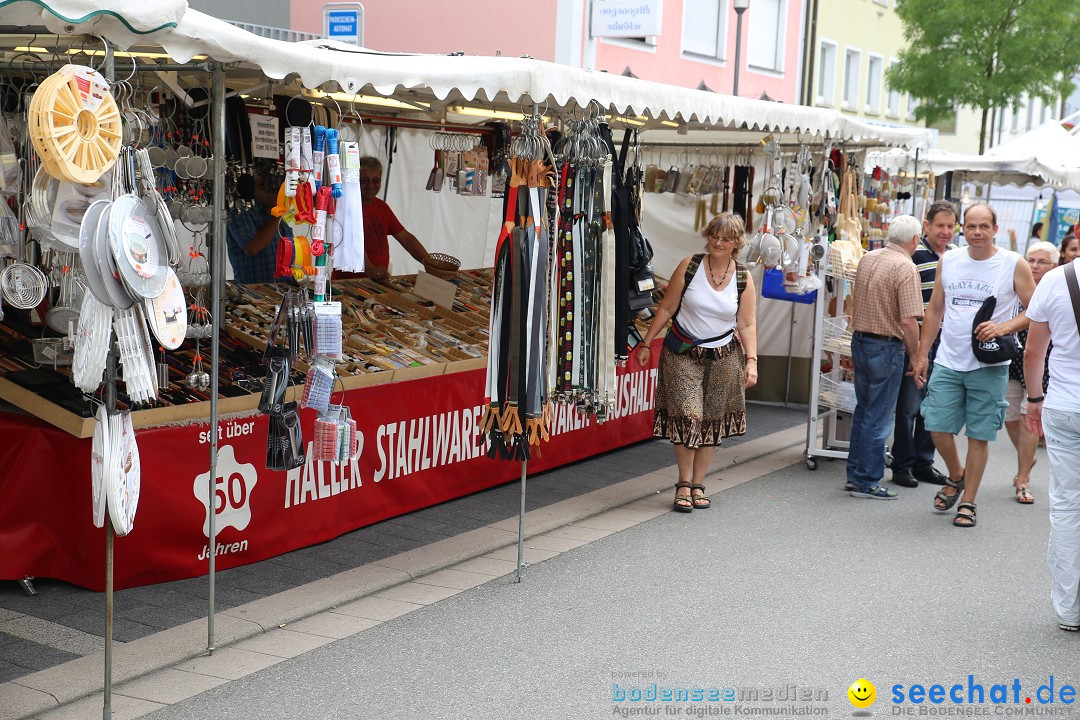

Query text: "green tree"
[887, 0, 1080, 153]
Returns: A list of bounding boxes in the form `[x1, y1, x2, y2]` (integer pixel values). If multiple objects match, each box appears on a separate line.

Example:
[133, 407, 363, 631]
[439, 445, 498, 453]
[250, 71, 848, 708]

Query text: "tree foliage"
[887, 0, 1080, 152]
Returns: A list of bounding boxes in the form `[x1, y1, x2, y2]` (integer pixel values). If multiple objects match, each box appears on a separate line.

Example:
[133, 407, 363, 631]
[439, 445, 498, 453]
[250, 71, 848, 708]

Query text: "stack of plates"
[144, 269, 187, 350]
[108, 194, 169, 300]
[73, 291, 112, 393]
[79, 192, 180, 311]
[90, 404, 109, 528]
[97, 410, 140, 537]
[114, 306, 158, 404]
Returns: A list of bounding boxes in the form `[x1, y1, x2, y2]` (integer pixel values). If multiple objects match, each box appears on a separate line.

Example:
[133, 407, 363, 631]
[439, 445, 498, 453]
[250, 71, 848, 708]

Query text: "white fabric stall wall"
[356, 126, 503, 275]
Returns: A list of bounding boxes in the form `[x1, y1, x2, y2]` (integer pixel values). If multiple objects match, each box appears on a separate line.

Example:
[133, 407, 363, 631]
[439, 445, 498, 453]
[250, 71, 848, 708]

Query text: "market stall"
[867, 119, 1080, 251]
[0, 0, 933, 596]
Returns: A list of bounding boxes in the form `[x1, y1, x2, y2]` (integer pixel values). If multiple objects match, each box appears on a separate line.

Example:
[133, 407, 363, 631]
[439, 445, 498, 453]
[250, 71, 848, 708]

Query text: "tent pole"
[102, 46, 115, 720]
[912, 149, 919, 216]
[516, 101, 542, 584]
[516, 459, 527, 583]
[206, 61, 226, 654]
[784, 302, 794, 407]
[103, 361, 116, 716]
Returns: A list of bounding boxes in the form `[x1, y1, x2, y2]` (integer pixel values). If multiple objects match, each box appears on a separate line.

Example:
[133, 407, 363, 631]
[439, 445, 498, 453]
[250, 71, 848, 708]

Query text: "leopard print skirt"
[653, 342, 747, 449]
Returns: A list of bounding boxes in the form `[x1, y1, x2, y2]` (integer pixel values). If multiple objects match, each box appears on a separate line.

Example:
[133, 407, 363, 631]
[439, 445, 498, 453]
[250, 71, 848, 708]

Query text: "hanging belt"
[571, 163, 585, 391]
[599, 156, 617, 419]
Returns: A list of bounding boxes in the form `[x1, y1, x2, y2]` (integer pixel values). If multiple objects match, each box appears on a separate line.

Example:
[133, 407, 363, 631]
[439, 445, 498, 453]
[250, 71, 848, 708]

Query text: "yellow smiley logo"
[848, 678, 876, 709]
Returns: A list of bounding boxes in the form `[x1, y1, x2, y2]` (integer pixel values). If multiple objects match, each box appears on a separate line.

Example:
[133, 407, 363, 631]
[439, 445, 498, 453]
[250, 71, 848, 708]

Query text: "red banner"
[0, 349, 660, 590]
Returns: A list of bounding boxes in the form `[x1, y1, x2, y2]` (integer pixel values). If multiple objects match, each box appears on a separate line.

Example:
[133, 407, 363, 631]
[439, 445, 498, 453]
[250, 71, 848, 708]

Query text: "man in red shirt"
[344, 156, 429, 281]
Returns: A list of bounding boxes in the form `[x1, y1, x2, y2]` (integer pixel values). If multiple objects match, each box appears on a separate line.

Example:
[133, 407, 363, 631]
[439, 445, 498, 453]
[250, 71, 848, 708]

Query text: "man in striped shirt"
[890, 201, 958, 488]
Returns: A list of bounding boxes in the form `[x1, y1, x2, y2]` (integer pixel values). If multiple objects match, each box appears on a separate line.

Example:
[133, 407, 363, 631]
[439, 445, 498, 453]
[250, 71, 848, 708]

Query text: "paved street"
[0, 405, 804, 686]
[12, 419, 1072, 720]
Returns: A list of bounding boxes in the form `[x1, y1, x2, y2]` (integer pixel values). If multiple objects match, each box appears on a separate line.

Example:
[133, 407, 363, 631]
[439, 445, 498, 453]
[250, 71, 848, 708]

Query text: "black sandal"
[953, 502, 977, 528]
[934, 474, 964, 512]
[673, 482, 693, 513]
[690, 484, 711, 510]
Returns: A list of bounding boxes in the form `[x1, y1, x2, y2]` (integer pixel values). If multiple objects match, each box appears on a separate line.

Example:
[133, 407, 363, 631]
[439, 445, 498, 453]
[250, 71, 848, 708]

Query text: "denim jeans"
[847, 333, 907, 492]
[891, 340, 938, 475]
[1042, 407, 1080, 627]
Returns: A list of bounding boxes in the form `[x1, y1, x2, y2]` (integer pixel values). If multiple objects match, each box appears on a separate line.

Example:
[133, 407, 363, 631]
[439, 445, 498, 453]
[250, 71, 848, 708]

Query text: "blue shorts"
[921, 364, 1009, 442]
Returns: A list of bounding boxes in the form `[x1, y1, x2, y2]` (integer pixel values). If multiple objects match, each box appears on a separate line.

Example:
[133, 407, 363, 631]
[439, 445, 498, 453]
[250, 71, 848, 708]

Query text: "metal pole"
[733, 9, 746, 97]
[103, 524, 113, 720]
[102, 46, 115, 720]
[103, 347, 117, 720]
[912, 148, 920, 217]
[516, 459, 527, 583]
[206, 62, 227, 653]
[783, 302, 795, 407]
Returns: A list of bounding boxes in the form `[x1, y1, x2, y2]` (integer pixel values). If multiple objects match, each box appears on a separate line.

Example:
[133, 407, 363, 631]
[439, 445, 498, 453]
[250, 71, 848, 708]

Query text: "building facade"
[282, 0, 805, 104]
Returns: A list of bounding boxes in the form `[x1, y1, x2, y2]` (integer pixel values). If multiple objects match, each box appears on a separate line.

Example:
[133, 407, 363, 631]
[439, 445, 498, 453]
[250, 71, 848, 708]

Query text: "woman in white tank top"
[634, 213, 759, 513]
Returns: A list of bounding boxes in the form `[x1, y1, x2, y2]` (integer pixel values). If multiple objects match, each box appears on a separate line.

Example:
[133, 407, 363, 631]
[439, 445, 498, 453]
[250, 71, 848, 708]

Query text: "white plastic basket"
[818, 373, 856, 413]
[826, 245, 859, 281]
[822, 317, 853, 356]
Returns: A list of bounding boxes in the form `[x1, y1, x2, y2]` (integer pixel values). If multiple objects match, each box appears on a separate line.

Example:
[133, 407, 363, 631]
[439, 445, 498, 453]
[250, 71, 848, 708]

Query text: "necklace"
[707, 256, 732, 289]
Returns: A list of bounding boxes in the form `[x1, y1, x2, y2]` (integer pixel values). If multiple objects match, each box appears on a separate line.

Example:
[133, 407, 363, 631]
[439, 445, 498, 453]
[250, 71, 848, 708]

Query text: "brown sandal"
[690, 484, 711, 509]
[1014, 483, 1035, 504]
[673, 482, 693, 513]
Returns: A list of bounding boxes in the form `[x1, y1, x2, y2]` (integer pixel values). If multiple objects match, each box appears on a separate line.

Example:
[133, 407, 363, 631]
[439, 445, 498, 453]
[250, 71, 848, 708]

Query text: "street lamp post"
[733, 0, 749, 97]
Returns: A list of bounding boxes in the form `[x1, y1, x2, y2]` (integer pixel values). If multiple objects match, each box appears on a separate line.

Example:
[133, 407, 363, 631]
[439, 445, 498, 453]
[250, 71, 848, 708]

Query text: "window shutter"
[747, 0, 781, 70]
[683, 0, 722, 58]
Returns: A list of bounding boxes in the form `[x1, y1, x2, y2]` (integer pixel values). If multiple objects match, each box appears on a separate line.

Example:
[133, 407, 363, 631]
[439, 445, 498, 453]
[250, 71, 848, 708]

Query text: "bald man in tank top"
[912, 203, 1036, 528]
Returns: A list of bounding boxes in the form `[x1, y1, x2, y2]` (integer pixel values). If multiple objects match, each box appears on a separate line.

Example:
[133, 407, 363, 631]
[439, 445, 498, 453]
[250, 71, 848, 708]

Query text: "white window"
[843, 48, 861, 110]
[1025, 96, 1034, 130]
[885, 58, 900, 117]
[1041, 100, 1050, 125]
[906, 94, 919, 121]
[748, 0, 785, 72]
[816, 39, 837, 105]
[865, 54, 883, 114]
[682, 0, 727, 61]
[1011, 105, 1020, 132]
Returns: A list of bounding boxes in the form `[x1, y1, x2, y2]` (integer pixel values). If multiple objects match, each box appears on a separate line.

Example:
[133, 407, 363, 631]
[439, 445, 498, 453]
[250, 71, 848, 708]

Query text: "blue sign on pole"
[327, 11, 357, 38]
[323, 3, 364, 45]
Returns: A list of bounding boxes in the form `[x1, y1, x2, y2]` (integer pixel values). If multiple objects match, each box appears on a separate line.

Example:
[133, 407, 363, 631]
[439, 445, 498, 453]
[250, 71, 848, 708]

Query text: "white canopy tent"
[867, 121, 1080, 189]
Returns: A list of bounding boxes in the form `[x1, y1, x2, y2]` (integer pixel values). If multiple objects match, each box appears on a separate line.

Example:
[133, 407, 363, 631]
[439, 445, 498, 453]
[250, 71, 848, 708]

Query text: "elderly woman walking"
[635, 212, 758, 512]
[1005, 240, 1058, 503]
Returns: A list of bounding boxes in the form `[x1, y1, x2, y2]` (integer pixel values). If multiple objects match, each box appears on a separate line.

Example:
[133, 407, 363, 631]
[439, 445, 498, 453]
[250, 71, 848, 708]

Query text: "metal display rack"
[805, 242, 858, 470]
